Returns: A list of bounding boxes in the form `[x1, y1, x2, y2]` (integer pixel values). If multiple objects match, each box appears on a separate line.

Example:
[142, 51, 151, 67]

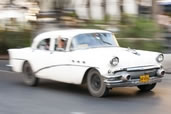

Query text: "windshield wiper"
[102, 40, 112, 45]
[99, 37, 112, 45]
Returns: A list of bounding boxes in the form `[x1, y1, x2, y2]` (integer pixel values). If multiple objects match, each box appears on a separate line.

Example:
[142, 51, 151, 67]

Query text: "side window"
[54, 37, 68, 51]
[37, 38, 50, 50]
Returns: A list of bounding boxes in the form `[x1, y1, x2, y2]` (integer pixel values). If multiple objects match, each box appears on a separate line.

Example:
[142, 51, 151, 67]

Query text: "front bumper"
[104, 77, 162, 88]
[103, 66, 164, 88]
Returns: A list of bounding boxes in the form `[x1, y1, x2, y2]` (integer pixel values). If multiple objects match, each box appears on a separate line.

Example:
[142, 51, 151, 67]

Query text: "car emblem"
[127, 47, 140, 56]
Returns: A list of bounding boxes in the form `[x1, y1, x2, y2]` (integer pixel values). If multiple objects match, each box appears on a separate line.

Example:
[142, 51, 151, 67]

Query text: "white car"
[8, 29, 165, 97]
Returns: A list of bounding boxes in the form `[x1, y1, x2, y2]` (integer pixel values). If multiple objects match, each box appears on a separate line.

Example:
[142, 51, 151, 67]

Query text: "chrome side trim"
[11, 58, 26, 61]
[34, 64, 99, 74]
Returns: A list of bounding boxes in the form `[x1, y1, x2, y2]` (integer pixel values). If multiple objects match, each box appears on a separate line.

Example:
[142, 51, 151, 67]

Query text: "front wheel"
[87, 69, 109, 97]
[137, 83, 156, 92]
[23, 62, 39, 86]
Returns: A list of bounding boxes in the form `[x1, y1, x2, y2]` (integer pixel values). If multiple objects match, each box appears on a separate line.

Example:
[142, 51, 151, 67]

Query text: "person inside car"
[56, 36, 67, 51]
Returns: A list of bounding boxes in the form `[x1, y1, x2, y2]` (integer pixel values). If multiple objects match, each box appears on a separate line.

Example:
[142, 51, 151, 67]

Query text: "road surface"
[0, 59, 171, 114]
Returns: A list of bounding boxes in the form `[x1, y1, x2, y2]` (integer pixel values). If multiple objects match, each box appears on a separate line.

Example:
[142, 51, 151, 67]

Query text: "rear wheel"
[23, 62, 39, 86]
[137, 83, 156, 92]
[87, 69, 109, 97]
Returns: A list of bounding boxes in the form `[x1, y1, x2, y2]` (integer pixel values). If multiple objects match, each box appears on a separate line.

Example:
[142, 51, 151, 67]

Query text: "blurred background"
[0, 0, 171, 55]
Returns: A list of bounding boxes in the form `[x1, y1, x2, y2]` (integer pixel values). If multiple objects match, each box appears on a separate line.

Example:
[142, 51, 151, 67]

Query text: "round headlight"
[110, 57, 119, 66]
[156, 54, 164, 63]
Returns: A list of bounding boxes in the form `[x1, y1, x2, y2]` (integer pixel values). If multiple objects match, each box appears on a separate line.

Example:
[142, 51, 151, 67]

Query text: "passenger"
[57, 36, 67, 50]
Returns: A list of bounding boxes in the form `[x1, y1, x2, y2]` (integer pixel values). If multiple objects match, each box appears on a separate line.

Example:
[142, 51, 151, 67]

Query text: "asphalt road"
[0, 60, 171, 114]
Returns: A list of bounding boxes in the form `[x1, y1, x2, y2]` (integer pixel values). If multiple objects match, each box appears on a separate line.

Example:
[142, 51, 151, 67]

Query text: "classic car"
[8, 29, 165, 97]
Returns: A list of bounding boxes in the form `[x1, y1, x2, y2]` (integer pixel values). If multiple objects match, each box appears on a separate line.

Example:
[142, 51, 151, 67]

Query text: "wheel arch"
[22, 60, 30, 72]
[81, 67, 99, 84]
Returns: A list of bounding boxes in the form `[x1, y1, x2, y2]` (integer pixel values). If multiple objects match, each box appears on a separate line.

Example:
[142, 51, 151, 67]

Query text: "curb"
[166, 72, 171, 74]
[0, 55, 9, 60]
[0, 58, 9, 60]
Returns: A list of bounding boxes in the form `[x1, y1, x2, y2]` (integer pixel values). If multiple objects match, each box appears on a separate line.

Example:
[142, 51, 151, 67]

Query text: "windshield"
[71, 33, 118, 50]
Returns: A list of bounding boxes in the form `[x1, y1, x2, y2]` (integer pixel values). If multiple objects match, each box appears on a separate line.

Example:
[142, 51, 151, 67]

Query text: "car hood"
[71, 47, 162, 68]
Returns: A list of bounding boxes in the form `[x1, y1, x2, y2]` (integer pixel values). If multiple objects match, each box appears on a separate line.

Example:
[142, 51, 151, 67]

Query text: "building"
[0, 0, 156, 21]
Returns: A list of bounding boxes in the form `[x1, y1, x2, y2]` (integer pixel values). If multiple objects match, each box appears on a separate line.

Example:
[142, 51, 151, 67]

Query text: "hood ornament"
[127, 47, 140, 56]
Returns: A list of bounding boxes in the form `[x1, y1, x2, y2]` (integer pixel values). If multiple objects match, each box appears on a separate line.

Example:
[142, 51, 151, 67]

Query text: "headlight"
[156, 54, 164, 63]
[110, 57, 119, 66]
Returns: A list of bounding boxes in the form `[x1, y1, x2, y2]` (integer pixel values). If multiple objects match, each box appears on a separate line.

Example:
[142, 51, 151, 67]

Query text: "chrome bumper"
[104, 77, 162, 88]
[6, 64, 13, 71]
[103, 66, 164, 88]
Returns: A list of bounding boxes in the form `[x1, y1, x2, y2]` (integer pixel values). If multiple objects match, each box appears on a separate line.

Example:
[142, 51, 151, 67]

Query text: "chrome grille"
[128, 69, 158, 79]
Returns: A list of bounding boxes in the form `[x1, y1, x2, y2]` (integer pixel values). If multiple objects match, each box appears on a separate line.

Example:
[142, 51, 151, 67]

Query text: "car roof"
[34, 29, 111, 41]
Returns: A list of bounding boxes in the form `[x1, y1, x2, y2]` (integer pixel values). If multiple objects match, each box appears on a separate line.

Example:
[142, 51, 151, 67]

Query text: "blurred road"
[0, 68, 171, 114]
[0, 54, 171, 114]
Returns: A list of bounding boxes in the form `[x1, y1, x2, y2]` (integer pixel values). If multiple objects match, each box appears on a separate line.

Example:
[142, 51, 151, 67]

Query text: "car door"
[42, 37, 75, 83]
[31, 36, 88, 84]
[47, 36, 89, 84]
[29, 37, 54, 79]
[41, 37, 86, 84]
[31, 37, 71, 82]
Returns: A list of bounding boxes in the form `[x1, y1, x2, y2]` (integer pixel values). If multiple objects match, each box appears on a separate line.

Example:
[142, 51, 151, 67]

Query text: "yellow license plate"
[140, 74, 150, 83]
